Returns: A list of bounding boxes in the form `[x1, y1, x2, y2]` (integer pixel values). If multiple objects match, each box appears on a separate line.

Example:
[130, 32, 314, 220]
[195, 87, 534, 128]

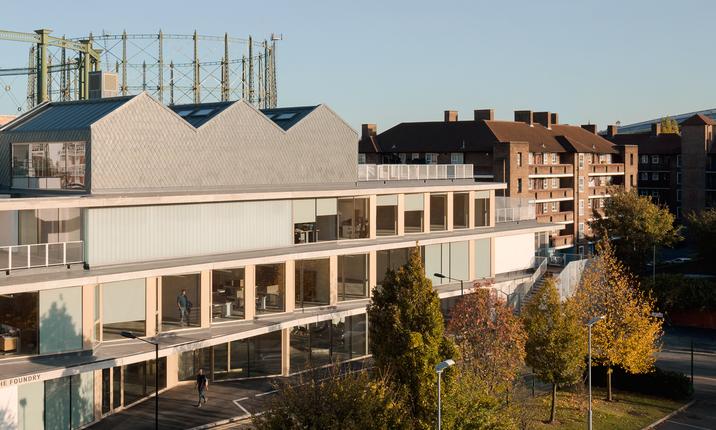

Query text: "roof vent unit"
[88, 71, 119, 99]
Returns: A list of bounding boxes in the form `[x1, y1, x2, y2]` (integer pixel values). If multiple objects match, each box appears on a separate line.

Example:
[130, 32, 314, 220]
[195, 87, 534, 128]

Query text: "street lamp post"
[433, 273, 464, 296]
[121, 331, 159, 430]
[435, 359, 455, 430]
[586, 316, 605, 430]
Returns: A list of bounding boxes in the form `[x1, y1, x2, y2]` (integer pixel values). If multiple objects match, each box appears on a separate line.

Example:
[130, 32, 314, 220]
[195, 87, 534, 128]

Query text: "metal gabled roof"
[260, 105, 318, 130]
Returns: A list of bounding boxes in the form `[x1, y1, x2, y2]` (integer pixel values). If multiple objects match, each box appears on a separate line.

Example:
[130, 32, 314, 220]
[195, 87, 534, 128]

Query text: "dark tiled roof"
[169, 101, 235, 128]
[681, 113, 716, 126]
[485, 121, 565, 152]
[4, 96, 134, 132]
[551, 124, 618, 154]
[375, 121, 497, 153]
[610, 132, 681, 155]
[260, 106, 318, 131]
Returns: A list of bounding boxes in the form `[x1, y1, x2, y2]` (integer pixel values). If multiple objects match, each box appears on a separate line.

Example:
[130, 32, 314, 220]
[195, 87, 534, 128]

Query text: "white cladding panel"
[494, 233, 534, 274]
[376, 194, 398, 206]
[102, 279, 146, 324]
[404, 194, 424, 211]
[316, 198, 337, 216]
[39, 286, 83, 354]
[85, 200, 292, 266]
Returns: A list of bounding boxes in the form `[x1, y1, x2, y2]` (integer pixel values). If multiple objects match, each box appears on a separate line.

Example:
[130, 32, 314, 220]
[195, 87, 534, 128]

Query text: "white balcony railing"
[358, 164, 474, 181]
[0, 241, 84, 272]
[495, 196, 535, 223]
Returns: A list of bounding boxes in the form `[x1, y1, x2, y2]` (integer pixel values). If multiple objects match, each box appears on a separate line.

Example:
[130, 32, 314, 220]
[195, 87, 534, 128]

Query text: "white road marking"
[255, 390, 278, 397]
[232, 397, 251, 419]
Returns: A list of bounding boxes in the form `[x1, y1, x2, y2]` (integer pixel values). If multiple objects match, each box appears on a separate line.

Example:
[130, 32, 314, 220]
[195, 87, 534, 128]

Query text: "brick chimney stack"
[551, 113, 559, 125]
[581, 124, 597, 134]
[514, 110, 533, 126]
[607, 125, 619, 137]
[474, 109, 494, 121]
[444, 110, 459, 122]
[361, 123, 377, 140]
[534, 111, 552, 129]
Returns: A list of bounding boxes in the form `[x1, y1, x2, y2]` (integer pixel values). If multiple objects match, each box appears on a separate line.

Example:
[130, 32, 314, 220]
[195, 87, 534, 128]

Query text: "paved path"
[653, 327, 716, 430]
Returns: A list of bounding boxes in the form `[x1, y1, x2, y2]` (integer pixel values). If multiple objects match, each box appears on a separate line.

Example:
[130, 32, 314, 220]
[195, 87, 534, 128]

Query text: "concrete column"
[468, 239, 476, 281]
[244, 265, 256, 320]
[397, 193, 405, 236]
[489, 189, 496, 227]
[489, 237, 496, 277]
[468, 191, 475, 228]
[329, 255, 338, 305]
[368, 250, 377, 297]
[82, 284, 95, 350]
[93, 369, 102, 419]
[446, 191, 454, 231]
[146, 277, 158, 336]
[281, 328, 290, 376]
[166, 352, 179, 388]
[200, 270, 211, 327]
[369, 195, 377, 239]
[423, 192, 431, 233]
[285, 260, 295, 313]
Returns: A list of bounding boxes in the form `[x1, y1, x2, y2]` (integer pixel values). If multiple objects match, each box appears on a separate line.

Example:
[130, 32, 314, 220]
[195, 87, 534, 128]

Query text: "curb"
[640, 399, 696, 430]
[187, 415, 252, 430]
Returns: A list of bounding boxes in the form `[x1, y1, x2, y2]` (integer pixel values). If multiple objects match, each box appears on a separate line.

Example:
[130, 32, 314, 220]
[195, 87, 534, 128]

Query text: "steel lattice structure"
[0, 29, 280, 113]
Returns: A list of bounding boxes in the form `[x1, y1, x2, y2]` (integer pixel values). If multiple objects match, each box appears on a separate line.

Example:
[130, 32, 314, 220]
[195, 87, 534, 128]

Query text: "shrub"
[646, 274, 716, 312]
[589, 365, 693, 400]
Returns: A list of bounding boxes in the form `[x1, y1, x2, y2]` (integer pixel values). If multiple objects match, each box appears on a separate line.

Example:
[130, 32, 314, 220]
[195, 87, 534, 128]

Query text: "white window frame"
[578, 222, 585, 239]
[552, 153, 558, 164]
[552, 178, 558, 188]
[551, 202, 557, 212]
[640, 172, 648, 181]
[450, 153, 464, 164]
[358, 153, 366, 164]
[652, 172, 659, 181]
[641, 155, 649, 164]
[579, 199, 584, 216]
[652, 155, 660, 164]
[579, 177, 584, 192]
[579, 154, 584, 169]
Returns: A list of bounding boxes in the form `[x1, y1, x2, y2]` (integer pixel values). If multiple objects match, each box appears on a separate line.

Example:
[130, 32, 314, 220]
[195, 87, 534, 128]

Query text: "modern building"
[0, 94, 560, 429]
[611, 108, 716, 135]
[608, 114, 716, 218]
[359, 109, 638, 252]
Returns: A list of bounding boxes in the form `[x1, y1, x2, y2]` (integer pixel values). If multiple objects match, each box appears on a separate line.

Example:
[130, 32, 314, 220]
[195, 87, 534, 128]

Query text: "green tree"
[686, 209, 716, 260]
[253, 369, 408, 430]
[660, 116, 680, 134]
[590, 188, 681, 273]
[574, 239, 663, 401]
[368, 246, 458, 429]
[522, 276, 585, 423]
[441, 369, 518, 430]
[447, 286, 526, 394]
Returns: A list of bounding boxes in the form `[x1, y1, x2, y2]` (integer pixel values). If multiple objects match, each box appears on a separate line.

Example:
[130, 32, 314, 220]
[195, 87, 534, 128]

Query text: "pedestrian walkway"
[90, 378, 277, 430]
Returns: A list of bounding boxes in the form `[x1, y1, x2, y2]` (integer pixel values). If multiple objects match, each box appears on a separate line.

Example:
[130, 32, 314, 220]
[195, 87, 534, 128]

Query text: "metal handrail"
[357, 164, 474, 181]
[0, 240, 84, 272]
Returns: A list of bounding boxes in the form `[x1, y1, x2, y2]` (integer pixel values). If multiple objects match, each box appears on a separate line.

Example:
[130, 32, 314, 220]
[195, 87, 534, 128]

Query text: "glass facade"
[161, 274, 201, 330]
[123, 358, 167, 406]
[44, 372, 95, 430]
[423, 241, 469, 286]
[101, 279, 146, 341]
[338, 197, 369, 239]
[404, 193, 424, 233]
[0, 292, 38, 356]
[212, 268, 245, 322]
[475, 196, 490, 227]
[376, 195, 398, 236]
[430, 194, 447, 231]
[289, 314, 368, 373]
[453, 193, 469, 229]
[376, 247, 411, 287]
[293, 198, 339, 244]
[295, 259, 330, 308]
[256, 263, 286, 314]
[12, 142, 86, 189]
[338, 253, 369, 301]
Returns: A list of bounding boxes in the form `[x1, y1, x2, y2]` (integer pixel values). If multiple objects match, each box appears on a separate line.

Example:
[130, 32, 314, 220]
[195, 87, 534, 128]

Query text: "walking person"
[196, 368, 208, 407]
[177, 289, 189, 326]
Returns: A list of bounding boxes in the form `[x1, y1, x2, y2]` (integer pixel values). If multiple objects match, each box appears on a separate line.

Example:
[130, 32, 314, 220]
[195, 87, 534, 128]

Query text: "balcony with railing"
[495, 196, 535, 223]
[588, 164, 624, 175]
[532, 188, 573, 201]
[528, 164, 572, 177]
[551, 234, 574, 248]
[588, 186, 610, 197]
[536, 211, 573, 224]
[358, 164, 474, 181]
[0, 241, 84, 273]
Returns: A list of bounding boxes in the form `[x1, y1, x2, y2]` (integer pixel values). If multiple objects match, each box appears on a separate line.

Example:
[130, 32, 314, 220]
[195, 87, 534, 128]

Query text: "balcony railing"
[588, 164, 624, 175]
[0, 241, 84, 272]
[532, 188, 573, 201]
[528, 164, 571, 176]
[551, 234, 574, 248]
[358, 164, 474, 181]
[495, 196, 535, 223]
[589, 186, 610, 197]
[536, 211, 574, 223]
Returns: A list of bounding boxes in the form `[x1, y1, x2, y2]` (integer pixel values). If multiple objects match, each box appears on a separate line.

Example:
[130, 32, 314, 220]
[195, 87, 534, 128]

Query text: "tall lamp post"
[434, 273, 464, 296]
[586, 316, 605, 430]
[435, 359, 455, 430]
[121, 331, 159, 430]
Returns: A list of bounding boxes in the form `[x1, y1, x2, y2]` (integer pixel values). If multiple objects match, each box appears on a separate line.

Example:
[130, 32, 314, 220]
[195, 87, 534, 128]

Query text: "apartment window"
[212, 268, 245, 322]
[528, 152, 534, 165]
[630, 174, 635, 187]
[652, 172, 659, 181]
[640, 172, 648, 181]
[528, 179, 534, 190]
[552, 153, 558, 164]
[579, 154, 584, 169]
[652, 191, 659, 198]
[542, 178, 548, 190]
[552, 178, 558, 188]
[256, 263, 286, 314]
[412, 153, 420, 160]
[551, 202, 557, 212]
[294, 198, 339, 244]
[517, 152, 522, 167]
[357, 153, 366, 164]
[451, 153, 464, 164]
[376, 195, 398, 236]
[677, 155, 681, 168]
[517, 178, 523, 193]
[338, 197, 370, 239]
[578, 177, 584, 192]
[599, 154, 606, 164]
[578, 222, 585, 239]
[579, 199, 584, 216]
[399, 153, 407, 164]
[295, 259, 331, 308]
[430, 194, 448, 231]
[542, 203, 548, 214]
[588, 199, 592, 209]
[652, 155, 660, 164]
[161, 274, 201, 330]
[404, 193, 424, 233]
[630, 153, 634, 165]
[425, 153, 438, 164]
[0, 292, 39, 355]
[677, 189, 681, 202]
[338, 254, 369, 301]
[677, 172, 682, 185]
[453, 193, 469, 229]
[474, 195, 490, 227]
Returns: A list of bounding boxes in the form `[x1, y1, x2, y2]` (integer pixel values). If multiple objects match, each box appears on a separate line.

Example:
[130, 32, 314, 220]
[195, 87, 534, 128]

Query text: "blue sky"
[2, 0, 715, 132]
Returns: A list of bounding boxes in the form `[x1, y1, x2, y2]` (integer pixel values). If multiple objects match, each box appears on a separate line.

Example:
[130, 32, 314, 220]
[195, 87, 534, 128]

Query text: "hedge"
[589, 365, 693, 400]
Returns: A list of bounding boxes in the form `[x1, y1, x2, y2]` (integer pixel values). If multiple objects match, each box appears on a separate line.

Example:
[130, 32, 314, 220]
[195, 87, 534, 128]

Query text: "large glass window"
[44, 372, 95, 430]
[404, 193, 424, 233]
[12, 142, 86, 189]
[376, 247, 411, 287]
[376, 195, 398, 236]
[212, 268, 245, 322]
[0, 292, 38, 356]
[123, 358, 167, 406]
[423, 241, 469, 286]
[338, 197, 370, 239]
[475, 195, 490, 227]
[161, 273, 201, 331]
[293, 198, 339, 244]
[102, 279, 146, 341]
[338, 254, 369, 301]
[430, 194, 447, 231]
[17, 208, 81, 244]
[453, 193, 469, 229]
[295, 259, 330, 308]
[256, 263, 285, 314]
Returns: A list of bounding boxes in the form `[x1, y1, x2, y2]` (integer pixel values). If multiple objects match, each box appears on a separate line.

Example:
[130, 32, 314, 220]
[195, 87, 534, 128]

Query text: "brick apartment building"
[608, 113, 716, 219]
[360, 109, 638, 251]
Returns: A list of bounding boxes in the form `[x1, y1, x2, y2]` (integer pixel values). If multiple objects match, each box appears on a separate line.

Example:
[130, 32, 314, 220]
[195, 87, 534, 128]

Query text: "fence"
[495, 196, 535, 222]
[357, 164, 474, 181]
[0, 241, 84, 272]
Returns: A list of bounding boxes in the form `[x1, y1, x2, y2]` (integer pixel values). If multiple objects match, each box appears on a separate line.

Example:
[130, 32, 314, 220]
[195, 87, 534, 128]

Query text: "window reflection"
[11, 142, 86, 190]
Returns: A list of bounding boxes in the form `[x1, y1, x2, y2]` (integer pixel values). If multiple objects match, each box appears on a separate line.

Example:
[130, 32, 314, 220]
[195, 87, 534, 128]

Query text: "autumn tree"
[367, 246, 458, 430]
[522, 275, 585, 424]
[686, 209, 716, 260]
[574, 239, 663, 401]
[660, 116, 680, 134]
[590, 188, 681, 273]
[447, 285, 526, 394]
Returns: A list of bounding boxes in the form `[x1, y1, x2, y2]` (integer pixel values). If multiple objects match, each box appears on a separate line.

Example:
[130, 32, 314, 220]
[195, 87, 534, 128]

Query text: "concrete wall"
[494, 233, 534, 274]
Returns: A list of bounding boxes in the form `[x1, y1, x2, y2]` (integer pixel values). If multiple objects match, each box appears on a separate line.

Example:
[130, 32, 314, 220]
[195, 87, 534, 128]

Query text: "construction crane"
[0, 28, 101, 105]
